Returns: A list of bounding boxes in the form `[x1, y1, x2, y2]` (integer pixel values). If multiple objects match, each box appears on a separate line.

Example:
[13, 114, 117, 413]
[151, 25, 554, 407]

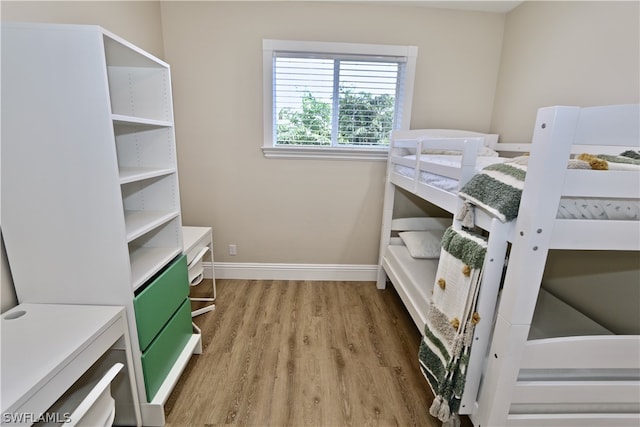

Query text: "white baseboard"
[202, 261, 378, 281]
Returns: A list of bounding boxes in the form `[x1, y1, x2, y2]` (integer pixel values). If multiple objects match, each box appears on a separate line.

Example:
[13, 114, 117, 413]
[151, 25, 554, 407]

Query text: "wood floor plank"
[165, 279, 472, 427]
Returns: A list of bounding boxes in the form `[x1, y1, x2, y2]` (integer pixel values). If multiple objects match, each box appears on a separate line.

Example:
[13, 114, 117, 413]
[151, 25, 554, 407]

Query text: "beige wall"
[544, 250, 640, 335]
[159, 1, 505, 264]
[0, 1, 165, 58]
[491, 1, 640, 142]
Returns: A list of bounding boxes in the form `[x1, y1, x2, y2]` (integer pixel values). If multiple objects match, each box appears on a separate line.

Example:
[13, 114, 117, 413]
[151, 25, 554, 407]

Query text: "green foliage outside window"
[277, 90, 394, 146]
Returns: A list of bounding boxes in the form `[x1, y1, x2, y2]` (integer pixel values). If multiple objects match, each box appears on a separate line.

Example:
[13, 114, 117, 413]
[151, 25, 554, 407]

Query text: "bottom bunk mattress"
[527, 288, 612, 341]
[382, 243, 439, 330]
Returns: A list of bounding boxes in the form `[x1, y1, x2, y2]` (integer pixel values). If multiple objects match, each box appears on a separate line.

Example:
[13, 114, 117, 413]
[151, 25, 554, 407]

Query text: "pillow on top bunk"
[398, 230, 445, 259]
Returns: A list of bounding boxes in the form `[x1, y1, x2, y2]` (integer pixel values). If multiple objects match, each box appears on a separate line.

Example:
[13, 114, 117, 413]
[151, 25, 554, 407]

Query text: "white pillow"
[398, 230, 445, 259]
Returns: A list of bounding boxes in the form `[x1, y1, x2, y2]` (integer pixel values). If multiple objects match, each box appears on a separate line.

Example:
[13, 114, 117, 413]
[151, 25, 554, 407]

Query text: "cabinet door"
[140, 299, 193, 401]
[134, 255, 189, 350]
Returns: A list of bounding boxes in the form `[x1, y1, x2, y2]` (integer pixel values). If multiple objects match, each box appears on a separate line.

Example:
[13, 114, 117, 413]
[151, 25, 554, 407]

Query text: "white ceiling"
[373, 1, 525, 14]
[210, 0, 525, 14]
[422, 1, 524, 13]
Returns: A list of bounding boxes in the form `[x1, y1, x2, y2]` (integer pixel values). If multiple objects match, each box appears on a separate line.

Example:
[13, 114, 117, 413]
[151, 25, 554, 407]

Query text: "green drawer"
[134, 255, 189, 351]
[141, 298, 192, 401]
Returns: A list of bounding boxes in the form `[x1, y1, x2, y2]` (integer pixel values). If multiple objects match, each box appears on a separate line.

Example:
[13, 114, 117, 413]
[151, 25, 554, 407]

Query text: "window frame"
[262, 39, 418, 160]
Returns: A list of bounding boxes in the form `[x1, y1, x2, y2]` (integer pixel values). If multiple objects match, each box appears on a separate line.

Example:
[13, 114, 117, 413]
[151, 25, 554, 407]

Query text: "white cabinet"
[1, 22, 200, 426]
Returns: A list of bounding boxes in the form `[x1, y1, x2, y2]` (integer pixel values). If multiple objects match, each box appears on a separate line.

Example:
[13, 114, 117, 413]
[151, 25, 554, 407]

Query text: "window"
[263, 40, 418, 159]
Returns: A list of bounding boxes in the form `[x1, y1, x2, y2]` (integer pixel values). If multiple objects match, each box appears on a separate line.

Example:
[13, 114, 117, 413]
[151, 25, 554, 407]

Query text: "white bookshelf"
[1, 22, 199, 426]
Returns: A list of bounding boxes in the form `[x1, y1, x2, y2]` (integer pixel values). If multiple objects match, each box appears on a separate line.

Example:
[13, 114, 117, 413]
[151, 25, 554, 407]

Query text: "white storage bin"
[67, 363, 123, 427]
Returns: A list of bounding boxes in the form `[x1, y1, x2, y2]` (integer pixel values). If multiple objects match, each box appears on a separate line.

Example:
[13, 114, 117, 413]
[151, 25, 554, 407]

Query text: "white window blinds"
[263, 40, 417, 159]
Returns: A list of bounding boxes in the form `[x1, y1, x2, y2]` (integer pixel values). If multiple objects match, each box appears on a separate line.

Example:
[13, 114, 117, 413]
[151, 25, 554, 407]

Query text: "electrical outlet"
[228, 244, 237, 256]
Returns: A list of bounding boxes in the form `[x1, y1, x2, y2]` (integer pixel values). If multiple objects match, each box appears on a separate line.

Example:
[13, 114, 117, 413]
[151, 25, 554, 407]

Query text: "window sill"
[262, 145, 388, 161]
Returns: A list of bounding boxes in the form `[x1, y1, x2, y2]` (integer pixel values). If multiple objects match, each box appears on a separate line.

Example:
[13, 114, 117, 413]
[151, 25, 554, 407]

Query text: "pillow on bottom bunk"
[398, 230, 445, 259]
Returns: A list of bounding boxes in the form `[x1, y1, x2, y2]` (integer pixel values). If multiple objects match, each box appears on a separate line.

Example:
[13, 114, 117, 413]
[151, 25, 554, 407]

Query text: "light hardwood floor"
[165, 279, 472, 427]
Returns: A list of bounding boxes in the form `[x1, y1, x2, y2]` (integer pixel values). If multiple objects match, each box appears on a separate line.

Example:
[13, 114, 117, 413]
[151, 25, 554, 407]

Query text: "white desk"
[1, 304, 141, 426]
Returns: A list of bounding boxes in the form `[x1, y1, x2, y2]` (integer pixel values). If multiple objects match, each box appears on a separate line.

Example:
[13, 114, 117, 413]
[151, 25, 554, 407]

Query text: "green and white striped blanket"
[457, 152, 640, 225]
[419, 227, 487, 427]
[457, 156, 528, 223]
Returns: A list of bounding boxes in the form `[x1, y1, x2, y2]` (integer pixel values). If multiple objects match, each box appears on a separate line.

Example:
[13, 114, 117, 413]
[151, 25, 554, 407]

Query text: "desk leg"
[190, 239, 216, 317]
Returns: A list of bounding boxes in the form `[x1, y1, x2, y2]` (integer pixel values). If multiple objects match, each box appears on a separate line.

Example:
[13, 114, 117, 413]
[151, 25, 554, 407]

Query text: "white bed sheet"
[383, 244, 439, 329]
[393, 154, 507, 193]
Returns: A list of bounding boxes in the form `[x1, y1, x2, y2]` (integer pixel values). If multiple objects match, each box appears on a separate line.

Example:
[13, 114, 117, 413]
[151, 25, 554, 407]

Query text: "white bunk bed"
[383, 129, 504, 215]
[377, 104, 640, 427]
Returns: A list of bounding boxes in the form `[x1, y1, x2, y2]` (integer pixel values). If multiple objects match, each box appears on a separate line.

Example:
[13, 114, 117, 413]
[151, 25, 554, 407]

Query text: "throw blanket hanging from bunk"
[419, 227, 487, 427]
[457, 156, 528, 223]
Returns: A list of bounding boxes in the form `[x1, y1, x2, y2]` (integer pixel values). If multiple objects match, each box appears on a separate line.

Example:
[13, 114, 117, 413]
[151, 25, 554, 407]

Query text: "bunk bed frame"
[377, 104, 640, 426]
